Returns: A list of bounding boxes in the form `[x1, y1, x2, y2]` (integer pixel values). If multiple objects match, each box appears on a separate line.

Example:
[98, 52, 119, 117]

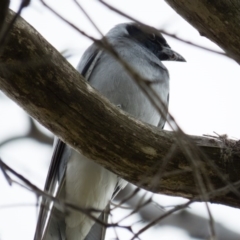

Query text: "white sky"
[1, 0, 240, 239]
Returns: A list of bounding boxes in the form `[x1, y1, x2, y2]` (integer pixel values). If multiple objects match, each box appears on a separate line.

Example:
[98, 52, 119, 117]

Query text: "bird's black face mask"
[126, 23, 186, 62]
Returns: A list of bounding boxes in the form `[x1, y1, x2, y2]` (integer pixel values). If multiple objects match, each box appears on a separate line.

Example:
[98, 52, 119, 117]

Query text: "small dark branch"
[131, 200, 193, 239]
[72, 0, 104, 37]
[0, 160, 12, 185]
[0, 0, 9, 34]
[0, 0, 30, 48]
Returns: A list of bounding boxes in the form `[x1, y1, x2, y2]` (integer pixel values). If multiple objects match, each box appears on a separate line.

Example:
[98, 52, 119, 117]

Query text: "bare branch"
[0, 0, 30, 48]
[132, 200, 193, 239]
[164, 0, 240, 63]
[116, 185, 240, 240]
[0, 0, 9, 34]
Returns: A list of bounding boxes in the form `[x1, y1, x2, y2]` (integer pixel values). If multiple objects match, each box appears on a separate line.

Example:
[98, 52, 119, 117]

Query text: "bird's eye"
[150, 33, 156, 41]
[170, 53, 177, 60]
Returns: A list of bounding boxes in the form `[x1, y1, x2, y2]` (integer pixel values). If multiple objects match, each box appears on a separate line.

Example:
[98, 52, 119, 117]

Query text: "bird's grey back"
[77, 27, 169, 127]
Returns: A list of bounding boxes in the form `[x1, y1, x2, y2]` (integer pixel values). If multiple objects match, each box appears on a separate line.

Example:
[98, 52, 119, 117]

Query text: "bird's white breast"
[65, 149, 119, 239]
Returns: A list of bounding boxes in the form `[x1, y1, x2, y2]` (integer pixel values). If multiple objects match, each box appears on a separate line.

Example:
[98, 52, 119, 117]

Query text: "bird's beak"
[162, 47, 186, 62]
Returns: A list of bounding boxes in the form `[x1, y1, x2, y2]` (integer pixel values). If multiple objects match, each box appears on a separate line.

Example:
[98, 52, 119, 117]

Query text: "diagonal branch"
[1, 10, 240, 209]
[165, 0, 240, 64]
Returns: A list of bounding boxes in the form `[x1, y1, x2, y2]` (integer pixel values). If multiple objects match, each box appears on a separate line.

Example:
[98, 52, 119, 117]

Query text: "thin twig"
[72, 0, 104, 37]
[98, 0, 226, 57]
[0, 0, 30, 49]
[131, 199, 194, 239]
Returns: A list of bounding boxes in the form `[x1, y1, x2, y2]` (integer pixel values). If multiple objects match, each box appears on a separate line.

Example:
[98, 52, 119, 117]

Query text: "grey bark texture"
[0, 8, 240, 209]
[165, 0, 240, 63]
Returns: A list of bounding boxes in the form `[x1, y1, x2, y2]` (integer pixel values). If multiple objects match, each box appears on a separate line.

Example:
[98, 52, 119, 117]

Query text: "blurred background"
[1, 0, 240, 239]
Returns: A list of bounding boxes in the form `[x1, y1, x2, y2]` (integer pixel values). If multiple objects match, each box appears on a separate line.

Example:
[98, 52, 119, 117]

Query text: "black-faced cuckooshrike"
[34, 22, 185, 240]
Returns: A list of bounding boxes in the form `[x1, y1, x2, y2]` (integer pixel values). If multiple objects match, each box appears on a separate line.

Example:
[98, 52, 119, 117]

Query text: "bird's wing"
[77, 44, 102, 79]
[34, 44, 111, 240]
[34, 139, 66, 240]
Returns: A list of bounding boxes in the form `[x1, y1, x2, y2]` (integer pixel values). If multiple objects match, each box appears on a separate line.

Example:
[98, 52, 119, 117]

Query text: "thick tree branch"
[1, 10, 240, 209]
[165, 0, 240, 63]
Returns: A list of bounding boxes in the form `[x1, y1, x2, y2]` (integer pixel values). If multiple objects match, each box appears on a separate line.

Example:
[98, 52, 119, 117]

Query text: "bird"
[34, 22, 185, 240]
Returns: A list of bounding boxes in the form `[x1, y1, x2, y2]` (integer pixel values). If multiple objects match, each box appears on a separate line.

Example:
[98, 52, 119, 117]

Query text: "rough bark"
[1, 10, 240, 209]
[165, 0, 240, 64]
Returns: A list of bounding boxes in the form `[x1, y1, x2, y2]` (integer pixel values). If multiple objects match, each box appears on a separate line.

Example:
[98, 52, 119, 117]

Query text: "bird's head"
[108, 23, 186, 62]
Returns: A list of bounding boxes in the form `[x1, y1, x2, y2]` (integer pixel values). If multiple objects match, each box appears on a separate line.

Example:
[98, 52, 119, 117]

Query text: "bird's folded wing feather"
[34, 139, 67, 240]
